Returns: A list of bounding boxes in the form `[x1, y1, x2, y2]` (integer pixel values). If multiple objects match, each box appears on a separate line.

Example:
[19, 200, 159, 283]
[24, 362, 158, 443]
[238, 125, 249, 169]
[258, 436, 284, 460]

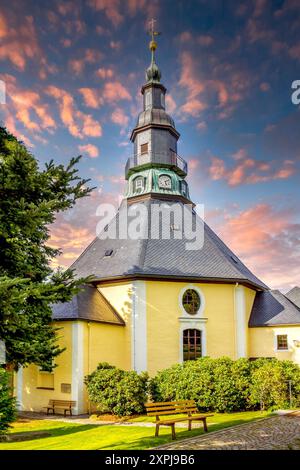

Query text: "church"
[16, 31, 300, 415]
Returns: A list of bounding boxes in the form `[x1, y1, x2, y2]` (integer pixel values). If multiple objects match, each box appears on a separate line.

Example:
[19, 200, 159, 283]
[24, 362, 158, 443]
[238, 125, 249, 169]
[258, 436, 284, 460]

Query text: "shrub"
[150, 357, 300, 412]
[0, 368, 16, 434]
[150, 357, 252, 412]
[84, 363, 148, 417]
[249, 358, 300, 410]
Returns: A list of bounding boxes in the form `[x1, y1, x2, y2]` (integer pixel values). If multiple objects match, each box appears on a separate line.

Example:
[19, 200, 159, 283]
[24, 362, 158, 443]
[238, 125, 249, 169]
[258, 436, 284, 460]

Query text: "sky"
[0, 0, 299, 292]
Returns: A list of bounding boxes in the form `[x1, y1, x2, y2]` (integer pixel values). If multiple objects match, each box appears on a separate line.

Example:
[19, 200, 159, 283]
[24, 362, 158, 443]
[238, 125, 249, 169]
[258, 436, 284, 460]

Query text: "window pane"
[277, 335, 288, 350]
[183, 329, 202, 361]
[182, 289, 201, 315]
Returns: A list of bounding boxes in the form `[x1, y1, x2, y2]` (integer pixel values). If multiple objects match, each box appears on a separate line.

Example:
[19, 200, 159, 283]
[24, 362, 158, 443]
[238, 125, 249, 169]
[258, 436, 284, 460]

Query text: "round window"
[182, 289, 201, 315]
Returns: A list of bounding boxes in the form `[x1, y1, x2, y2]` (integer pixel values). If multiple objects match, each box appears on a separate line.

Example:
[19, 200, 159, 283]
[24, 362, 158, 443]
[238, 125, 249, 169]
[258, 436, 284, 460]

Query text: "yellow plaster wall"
[20, 322, 73, 412]
[146, 281, 256, 376]
[249, 326, 300, 364]
[97, 281, 132, 370]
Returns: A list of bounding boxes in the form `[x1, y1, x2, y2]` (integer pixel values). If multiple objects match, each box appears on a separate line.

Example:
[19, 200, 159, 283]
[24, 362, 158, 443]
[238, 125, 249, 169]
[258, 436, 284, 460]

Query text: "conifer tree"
[0, 126, 94, 371]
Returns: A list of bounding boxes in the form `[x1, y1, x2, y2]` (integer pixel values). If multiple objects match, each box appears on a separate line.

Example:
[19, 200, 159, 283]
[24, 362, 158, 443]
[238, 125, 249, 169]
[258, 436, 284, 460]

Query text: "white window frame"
[178, 285, 207, 362]
[179, 285, 205, 318]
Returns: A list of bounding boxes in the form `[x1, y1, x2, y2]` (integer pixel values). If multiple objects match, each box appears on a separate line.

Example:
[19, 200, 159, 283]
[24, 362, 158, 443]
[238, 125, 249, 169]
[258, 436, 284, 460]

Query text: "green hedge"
[85, 358, 300, 416]
[84, 363, 148, 417]
[150, 357, 300, 412]
[0, 368, 16, 434]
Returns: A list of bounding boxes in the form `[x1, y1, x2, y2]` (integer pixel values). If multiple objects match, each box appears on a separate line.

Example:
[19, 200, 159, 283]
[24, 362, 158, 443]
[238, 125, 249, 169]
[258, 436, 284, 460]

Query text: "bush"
[249, 358, 300, 410]
[84, 363, 148, 417]
[150, 357, 252, 412]
[150, 357, 300, 412]
[0, 368, 16, 434]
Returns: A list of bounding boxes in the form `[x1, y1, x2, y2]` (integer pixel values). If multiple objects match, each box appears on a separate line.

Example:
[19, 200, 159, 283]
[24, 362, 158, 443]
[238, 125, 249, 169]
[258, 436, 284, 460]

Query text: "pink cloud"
[197, 35, 214, 46]
[78, 144, 99, 158]
[209, 150, 297, 186]
[69, 49, 102, 75]
[79, 88, 103, 109]
[103, 81, 131, 102]
[0, 13, 54, 79]
[46, 86, 102, 138]
[95, 67, 114, 79]
[1, 74, 56, 141]
[209, 203, 300, 291]
[87, 0, 123, 27]
[110, 40, 121, 51]
[111, 107, 129, 127]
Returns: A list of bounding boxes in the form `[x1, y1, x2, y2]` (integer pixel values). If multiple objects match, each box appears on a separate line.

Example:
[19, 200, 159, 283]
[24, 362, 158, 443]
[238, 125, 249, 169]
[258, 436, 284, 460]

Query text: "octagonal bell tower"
[125, 23, 190, 202]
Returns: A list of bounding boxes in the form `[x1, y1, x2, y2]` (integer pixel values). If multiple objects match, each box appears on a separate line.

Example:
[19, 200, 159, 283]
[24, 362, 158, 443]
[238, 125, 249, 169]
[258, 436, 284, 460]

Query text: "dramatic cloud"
[69, 48, 102, 75]
[208, 203, 300, 291]
[208, 149, 297, 186]
[95, 67, 114, 79]
[46, 86, 102, 138]
[0, 12, 55, 79]
[102, 81, 131, 102]
[78, 143, 99, 158]
[111, 107, 129, 127]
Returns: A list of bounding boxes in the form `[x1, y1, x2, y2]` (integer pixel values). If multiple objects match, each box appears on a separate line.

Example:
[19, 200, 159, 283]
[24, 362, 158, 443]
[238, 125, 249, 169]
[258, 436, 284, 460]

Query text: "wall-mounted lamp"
[293, 339, 300, 348]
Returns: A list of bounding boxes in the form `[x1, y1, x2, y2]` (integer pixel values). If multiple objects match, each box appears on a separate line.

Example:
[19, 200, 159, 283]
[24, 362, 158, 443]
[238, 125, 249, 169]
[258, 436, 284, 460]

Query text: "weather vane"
[148, 18, 161, 58]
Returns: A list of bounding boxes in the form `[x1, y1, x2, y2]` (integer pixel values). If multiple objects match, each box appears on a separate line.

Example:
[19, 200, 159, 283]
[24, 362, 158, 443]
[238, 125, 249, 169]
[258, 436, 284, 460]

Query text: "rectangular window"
[277, 334, 288, 350]
[140, 143, 148, 155]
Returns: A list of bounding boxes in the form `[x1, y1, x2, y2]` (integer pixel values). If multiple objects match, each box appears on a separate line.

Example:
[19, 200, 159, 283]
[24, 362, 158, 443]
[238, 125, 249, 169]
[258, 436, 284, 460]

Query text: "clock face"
[158, 175, 172, 189]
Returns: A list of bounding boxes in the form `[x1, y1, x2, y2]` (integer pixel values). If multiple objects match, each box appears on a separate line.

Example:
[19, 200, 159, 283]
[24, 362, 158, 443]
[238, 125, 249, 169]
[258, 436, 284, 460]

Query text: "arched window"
[182, 289, 201, 315]
[183, 329, 202, 361]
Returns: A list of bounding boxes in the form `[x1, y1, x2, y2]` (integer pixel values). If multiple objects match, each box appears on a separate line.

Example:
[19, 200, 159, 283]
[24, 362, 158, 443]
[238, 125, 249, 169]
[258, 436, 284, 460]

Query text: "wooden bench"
[145, 400, 213, 440]
[44, 400, 76, 417]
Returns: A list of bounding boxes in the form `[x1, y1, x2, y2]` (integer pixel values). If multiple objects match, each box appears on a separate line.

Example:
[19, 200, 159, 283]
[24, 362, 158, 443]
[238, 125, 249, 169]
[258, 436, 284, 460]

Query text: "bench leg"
[203, 419, 208, 432]
[155, 423, 159, 437]
[171, 424, 176, 440]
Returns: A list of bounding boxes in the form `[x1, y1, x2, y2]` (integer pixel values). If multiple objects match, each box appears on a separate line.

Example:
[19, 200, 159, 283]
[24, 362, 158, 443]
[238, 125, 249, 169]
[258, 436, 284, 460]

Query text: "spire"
[146, 18, 161, 83]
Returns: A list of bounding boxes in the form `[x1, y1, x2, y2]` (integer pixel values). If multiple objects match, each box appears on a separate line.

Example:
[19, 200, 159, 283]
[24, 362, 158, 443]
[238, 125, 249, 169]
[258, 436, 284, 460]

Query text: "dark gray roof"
[70, 198, 268, 290]
[52, 285, 125, 325]
[249, 290, 300, 326]
[286, 287, 300, 308]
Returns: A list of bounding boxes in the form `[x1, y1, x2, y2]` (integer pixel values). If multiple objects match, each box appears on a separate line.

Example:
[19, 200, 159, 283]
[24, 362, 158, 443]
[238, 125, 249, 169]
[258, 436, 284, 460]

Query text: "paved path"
[155, 415, 300, 450]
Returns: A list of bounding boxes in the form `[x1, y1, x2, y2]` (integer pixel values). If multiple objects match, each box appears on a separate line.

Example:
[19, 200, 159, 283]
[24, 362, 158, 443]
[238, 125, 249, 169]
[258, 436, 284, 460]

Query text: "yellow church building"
[16, 32, 300, 415]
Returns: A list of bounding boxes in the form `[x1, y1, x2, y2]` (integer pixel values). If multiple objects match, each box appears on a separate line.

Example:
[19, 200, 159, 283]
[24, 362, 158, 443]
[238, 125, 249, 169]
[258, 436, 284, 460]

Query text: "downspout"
[87, 321, 91, 415]
[233, 282, 238, 359]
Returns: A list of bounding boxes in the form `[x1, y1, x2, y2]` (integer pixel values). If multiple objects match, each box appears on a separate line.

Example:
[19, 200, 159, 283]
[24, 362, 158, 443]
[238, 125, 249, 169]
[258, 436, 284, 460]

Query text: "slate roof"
[286, 287, 300, 308]
[52, 285, 125, 325]
[70, 198, 268, 290]
[249, 290, 300, 326]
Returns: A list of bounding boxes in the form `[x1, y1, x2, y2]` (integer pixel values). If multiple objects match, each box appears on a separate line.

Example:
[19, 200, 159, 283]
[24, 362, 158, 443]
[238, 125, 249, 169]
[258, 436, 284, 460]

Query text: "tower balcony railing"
[125, 151, 188, 179]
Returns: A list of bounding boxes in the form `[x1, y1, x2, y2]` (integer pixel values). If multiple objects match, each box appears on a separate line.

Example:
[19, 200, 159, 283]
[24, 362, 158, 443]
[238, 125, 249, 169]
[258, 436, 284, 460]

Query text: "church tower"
[125, 23, 190, 202]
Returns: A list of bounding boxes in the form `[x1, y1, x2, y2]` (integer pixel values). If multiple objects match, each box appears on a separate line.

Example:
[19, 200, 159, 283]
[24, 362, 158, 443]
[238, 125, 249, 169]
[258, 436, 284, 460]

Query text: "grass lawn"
[0, 411, 271, 450]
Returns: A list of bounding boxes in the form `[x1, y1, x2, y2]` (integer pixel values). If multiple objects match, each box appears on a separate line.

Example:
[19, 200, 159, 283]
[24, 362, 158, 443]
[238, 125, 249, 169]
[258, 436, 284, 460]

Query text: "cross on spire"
[148, 18, 161, 41]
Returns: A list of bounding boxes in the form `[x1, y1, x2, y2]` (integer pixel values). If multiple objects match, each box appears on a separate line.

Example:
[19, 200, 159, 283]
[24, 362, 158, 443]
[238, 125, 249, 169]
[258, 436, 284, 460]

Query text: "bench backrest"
[48, 400, 76, 407]
[145, 400, 198, 418]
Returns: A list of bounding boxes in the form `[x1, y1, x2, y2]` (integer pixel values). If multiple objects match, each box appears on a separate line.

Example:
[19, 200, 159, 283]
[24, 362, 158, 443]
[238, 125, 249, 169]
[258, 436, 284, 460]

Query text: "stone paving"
[155, 415, 300, 450]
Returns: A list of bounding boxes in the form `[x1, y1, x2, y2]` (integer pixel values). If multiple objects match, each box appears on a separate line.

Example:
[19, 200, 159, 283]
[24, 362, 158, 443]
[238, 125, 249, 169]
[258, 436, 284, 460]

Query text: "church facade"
[16, 33, 300, 415]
